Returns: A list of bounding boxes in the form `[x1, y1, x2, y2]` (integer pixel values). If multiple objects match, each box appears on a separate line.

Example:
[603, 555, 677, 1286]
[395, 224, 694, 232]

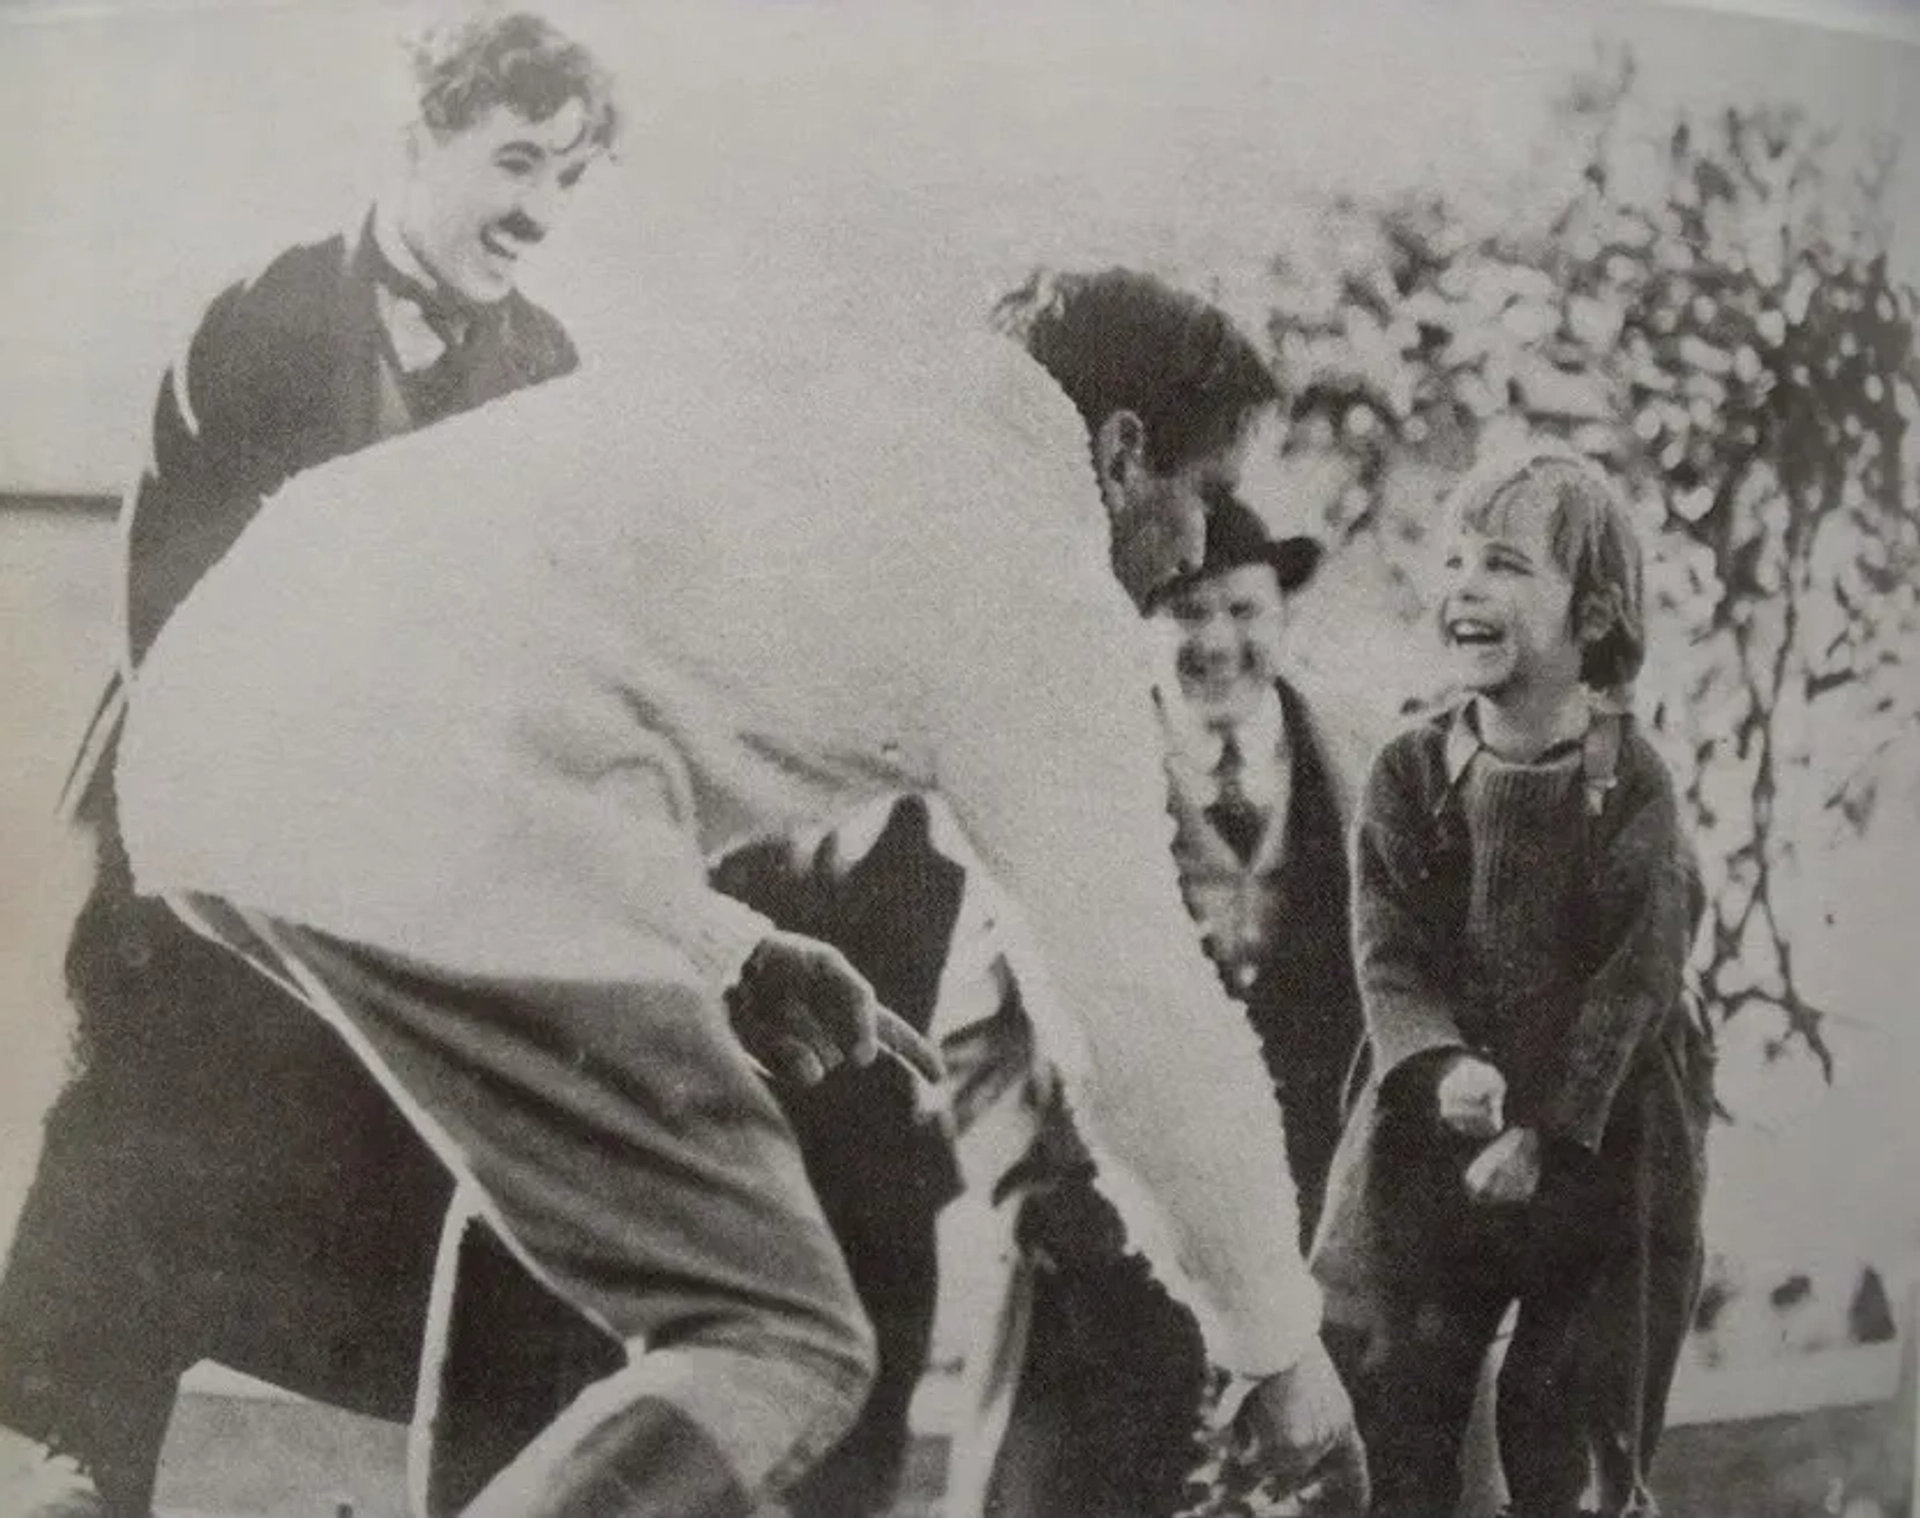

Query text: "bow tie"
[371, 244, 477, 351]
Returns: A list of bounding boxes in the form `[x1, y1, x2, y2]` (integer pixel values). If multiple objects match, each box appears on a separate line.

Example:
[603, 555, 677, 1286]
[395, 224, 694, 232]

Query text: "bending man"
[115, 286, 1365, 1516]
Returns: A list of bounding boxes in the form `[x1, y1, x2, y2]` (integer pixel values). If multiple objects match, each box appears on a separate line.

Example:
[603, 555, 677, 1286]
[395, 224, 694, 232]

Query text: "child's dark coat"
[1311, 703, 1715, 1516]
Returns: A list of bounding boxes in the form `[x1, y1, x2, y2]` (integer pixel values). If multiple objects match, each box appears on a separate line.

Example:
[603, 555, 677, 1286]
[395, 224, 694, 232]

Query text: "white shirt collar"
[371, 199, 439, 293]
[1163, 682, 1287, 806]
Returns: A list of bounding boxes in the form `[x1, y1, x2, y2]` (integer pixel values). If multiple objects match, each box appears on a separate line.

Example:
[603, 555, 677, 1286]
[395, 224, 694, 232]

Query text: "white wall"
[1, 0, 1915, 493]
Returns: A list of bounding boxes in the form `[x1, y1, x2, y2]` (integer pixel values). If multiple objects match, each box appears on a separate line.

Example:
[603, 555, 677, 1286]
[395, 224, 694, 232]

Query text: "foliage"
[1262, 47, 1920, 1074]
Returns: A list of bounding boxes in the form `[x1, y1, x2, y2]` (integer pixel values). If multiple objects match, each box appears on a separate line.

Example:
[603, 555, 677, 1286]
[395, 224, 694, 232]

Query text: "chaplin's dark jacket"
[123, 214, 577, 666]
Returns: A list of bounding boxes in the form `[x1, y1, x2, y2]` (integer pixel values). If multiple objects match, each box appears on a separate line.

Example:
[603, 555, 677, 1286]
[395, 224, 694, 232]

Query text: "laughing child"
[1311, 447, 1714, 1518]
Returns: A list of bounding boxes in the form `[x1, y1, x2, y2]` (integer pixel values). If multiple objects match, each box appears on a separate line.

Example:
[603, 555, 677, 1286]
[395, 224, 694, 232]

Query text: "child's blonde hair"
[1443, 444, 1647, 698]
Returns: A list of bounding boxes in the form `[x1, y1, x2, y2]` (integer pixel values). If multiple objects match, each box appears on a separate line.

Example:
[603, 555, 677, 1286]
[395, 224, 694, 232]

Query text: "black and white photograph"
[1, 2, 1917, 1514]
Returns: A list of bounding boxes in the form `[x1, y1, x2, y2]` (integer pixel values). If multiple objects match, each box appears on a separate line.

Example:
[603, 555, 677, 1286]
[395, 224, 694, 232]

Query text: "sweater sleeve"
[926, 543, 1321, 1377]
[1539, 747, 1702, 1151]
[1351, 736, 1479, 1086]
[620, 824, 772, 994]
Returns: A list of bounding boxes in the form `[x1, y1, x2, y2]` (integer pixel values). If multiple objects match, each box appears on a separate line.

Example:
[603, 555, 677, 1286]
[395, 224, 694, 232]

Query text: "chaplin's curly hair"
[410, 8, 621, 150]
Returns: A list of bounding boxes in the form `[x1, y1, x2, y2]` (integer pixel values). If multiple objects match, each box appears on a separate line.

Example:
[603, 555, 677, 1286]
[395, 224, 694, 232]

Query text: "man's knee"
[623, 1302, 877, 1508]
[738, 1177, 882, 1435]
[775, 1280, 880, 1447]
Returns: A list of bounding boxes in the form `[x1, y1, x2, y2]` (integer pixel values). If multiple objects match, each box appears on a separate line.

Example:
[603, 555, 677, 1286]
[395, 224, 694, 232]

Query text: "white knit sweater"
[118, 314, 1321, 1374]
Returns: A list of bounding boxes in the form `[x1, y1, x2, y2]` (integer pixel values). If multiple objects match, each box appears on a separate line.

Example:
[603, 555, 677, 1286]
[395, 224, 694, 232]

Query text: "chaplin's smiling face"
[397, 97, 598, 305]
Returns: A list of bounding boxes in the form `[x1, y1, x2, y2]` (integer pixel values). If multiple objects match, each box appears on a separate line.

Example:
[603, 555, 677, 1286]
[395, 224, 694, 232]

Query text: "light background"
[1, 0, 1917, 1294]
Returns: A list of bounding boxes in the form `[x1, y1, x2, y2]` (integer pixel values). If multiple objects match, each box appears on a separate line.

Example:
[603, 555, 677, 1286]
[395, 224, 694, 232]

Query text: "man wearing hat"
[984, 484, 1373, 1518]
[1151, 483, 1369, 1252]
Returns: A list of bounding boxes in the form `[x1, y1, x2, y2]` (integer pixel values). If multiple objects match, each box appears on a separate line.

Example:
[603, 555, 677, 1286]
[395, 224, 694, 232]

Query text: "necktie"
[1209, 729, 1264, 861]
[372, 243, 474, 353]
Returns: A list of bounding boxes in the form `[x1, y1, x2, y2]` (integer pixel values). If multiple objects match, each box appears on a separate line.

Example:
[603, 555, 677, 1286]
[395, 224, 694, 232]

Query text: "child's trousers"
[1329, 1034, 1707, 1518]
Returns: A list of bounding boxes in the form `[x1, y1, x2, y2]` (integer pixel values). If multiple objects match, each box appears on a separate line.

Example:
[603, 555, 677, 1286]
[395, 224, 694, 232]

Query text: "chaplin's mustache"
[495, 211, 546, 245]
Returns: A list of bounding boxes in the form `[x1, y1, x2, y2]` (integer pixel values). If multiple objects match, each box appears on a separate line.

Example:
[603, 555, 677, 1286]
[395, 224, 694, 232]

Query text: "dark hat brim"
[1146, 535, 1324, 611]
[1270, 536, 1323, 593]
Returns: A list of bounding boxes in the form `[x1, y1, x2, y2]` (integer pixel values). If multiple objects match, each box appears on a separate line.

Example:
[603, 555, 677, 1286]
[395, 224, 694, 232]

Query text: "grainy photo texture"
[0, 3, 1916, 1516]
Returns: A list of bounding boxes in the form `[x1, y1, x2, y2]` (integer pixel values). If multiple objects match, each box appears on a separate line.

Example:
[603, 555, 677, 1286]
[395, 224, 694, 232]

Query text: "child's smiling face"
[1436, 490, 1583, 703]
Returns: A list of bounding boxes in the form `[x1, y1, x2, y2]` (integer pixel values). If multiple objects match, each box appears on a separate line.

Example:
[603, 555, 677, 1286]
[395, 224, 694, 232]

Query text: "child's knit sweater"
[1352, 703, 1699, 1153]
[1452, 742, 1594, 1128]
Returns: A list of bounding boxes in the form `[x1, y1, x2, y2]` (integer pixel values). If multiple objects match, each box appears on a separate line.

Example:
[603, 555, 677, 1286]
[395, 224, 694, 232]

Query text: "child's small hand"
[1435, 1055, 1506, 1139]
[1464, 1127, 1542, 1205]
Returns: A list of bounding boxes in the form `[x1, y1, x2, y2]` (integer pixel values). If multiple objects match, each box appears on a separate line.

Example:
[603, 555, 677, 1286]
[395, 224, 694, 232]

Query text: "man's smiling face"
[397, 96, 598, 305]
[1162, 561, 1289, 728]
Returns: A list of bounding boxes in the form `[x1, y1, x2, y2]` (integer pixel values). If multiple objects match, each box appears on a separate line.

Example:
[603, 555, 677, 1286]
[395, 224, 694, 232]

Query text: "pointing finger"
[762, 1033, 826, 1088]
[803, 953, 881, 1067]
[874, 1005, 946, 1085]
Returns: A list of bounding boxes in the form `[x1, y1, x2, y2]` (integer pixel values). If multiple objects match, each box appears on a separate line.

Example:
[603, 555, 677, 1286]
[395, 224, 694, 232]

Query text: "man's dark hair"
[994, 267, 1279, 472]
[410, 8, 621, 150]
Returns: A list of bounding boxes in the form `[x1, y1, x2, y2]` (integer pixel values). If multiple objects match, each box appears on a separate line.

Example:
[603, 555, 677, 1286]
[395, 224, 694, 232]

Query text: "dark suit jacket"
[124, 213, 577, 664]
[1163, 676, 1366, 1248]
